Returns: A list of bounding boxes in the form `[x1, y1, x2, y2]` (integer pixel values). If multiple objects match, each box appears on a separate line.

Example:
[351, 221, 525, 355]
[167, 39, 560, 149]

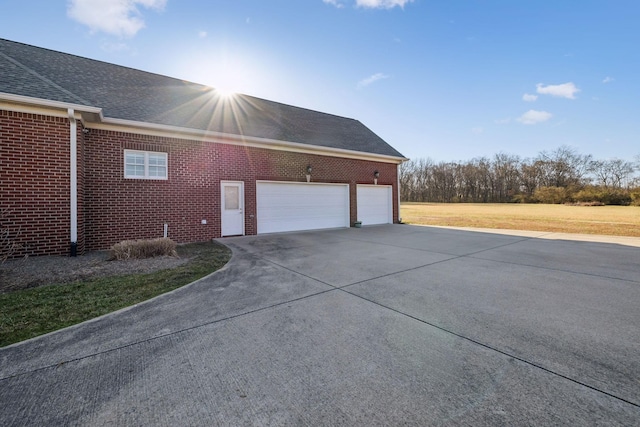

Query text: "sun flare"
[213, 85, 236, 99]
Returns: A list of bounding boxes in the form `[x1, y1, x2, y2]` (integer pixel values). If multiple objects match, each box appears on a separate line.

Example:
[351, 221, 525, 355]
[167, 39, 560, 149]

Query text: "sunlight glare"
[214, 84, 236, 99]
[208, 66, 246, 99]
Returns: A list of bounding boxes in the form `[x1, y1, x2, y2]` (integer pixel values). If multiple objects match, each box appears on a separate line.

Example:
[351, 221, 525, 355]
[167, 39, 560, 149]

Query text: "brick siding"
[0, 110, 79, 256]
[1, 109, 399, 255]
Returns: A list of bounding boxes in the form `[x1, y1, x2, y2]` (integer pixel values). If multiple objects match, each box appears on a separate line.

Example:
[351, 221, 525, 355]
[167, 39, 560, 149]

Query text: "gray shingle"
[0, 39, 404, 158]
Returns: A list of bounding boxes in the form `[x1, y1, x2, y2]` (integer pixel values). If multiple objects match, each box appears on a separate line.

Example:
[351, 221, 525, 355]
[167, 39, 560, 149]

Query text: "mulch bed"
[0, 252, 190, 293]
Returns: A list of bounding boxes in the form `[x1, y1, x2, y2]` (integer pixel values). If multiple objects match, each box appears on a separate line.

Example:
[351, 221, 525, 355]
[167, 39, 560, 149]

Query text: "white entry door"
[221, 181, 244, 236]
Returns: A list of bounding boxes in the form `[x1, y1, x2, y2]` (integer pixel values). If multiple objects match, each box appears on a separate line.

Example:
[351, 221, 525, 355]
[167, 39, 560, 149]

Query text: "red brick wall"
[84, 129, 398, 250]
[1, 109, 399, 255]
[0, 110, 76, 256]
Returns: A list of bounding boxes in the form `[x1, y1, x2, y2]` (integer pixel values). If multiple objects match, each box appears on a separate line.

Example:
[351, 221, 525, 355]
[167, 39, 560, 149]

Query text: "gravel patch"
[0, 252, 190, 293]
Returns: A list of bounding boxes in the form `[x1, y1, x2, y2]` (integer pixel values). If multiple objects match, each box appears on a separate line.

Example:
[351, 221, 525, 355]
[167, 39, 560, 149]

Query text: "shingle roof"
[0, 39, 404, 159]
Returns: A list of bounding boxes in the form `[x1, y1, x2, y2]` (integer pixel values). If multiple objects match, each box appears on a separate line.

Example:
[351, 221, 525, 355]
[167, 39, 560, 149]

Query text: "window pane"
[126, 164, 144, 176]
[224, 186, 239, 210]
[148, 165, 167, 178]
[148, 154, 166, 166]
[126, 153, 144, 165]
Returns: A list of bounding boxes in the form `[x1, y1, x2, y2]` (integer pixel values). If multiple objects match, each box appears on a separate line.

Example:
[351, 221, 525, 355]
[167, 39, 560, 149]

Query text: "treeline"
[400, 146, 640, 206]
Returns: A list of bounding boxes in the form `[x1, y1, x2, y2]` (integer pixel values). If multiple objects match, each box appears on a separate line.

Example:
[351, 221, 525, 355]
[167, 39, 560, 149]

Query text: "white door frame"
[221, 181, 245, 236]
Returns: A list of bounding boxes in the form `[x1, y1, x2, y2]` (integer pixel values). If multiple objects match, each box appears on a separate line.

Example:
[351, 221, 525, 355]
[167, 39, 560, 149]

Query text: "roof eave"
[0, 92, 103, 121]
[0, 93, 408, 164]
[96, 116, 408, 164]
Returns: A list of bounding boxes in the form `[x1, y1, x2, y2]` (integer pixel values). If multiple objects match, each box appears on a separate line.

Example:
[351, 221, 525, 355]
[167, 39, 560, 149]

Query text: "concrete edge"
[416, 224, 640, 248]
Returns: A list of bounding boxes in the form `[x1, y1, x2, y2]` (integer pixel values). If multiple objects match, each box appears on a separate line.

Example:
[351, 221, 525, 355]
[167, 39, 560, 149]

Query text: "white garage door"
[257, 181, 350, 234]
[357, 185, 393, 225]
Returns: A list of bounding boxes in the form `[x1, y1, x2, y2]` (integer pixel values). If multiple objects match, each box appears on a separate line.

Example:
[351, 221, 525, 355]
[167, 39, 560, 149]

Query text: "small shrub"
[630, 188, 640, 207]
[565, 201, 605, 207]
[574, 186, 632, 206]
[511, 194, 533, 204]
[533, 186, 569, 204]
[109, 238, 178, 260]
[1, 209, 24, 263]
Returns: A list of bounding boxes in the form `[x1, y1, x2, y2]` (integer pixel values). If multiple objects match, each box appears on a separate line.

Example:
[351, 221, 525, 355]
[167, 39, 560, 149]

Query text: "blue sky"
[1, 0, 639, 162]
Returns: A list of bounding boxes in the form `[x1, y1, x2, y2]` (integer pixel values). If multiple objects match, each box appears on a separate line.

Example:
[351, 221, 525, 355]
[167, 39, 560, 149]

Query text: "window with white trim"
[124, 150, 168, 180]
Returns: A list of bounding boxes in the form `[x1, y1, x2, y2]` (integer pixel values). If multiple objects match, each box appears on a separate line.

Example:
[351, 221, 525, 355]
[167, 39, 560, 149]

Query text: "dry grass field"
[400, 203, 640, 237]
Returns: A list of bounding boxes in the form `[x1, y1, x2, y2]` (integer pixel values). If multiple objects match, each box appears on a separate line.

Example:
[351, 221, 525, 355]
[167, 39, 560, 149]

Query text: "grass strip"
[0, 241, 231, 347]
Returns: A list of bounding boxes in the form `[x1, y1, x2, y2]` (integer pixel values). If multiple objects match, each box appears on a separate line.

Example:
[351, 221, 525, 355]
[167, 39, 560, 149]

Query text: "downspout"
[397, 163, 402, 223]
[68, 108, 78, 256]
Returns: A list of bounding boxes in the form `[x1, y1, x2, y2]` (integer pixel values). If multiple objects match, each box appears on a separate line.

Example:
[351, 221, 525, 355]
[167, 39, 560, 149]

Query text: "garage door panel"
[257, 182, 349, 234]
[357, 185, 392, 225]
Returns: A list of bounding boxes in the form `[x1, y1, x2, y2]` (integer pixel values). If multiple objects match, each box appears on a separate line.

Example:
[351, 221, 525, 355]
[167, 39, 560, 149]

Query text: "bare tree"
[589, 158, 636, 188]
[398, 147, 638, 204]
[492, 153, 521, 201]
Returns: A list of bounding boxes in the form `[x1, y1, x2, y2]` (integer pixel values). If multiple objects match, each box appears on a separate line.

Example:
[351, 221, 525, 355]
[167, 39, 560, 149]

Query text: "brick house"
[0, 39, 406, 257]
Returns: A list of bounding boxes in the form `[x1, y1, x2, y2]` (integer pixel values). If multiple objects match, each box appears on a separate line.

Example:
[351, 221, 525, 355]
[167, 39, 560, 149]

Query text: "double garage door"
[256, 181, 392, 234]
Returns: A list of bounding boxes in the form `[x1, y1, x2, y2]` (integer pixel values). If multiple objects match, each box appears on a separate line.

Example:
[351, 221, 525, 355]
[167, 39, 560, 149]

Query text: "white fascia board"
[0, 92, 103, 120]
[0, 92, 408, 164]
[92, 117, 409, 164]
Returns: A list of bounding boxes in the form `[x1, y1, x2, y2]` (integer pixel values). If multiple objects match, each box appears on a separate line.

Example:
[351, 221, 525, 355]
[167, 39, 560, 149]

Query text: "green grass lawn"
[0, 241, 231, 347]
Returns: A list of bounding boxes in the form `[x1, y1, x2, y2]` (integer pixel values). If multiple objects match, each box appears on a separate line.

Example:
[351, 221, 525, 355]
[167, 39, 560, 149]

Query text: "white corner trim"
[397, 163, 402, 223]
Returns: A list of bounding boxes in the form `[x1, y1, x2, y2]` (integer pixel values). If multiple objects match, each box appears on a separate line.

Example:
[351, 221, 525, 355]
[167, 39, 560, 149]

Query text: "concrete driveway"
[1, 225, 639, 426]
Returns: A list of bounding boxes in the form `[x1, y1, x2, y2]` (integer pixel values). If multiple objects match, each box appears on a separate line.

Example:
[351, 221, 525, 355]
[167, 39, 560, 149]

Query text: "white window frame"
[124, 150, 168, 180]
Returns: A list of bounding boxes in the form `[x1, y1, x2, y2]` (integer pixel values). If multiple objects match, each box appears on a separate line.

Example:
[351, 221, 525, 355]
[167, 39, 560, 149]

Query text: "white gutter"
[68, 108, 78, 256]
[95, 117, 409, 164]
[0, 92, 103, 118]
[0, 92, 407, 164]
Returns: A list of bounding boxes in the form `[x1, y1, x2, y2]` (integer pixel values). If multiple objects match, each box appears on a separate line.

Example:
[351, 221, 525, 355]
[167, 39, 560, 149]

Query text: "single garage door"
[257, 181, 350, 234]
[357, 185, 393, 225]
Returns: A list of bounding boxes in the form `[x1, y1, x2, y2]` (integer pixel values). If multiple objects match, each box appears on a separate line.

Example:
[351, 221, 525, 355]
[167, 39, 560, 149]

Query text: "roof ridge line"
[0, 49, 90, 107]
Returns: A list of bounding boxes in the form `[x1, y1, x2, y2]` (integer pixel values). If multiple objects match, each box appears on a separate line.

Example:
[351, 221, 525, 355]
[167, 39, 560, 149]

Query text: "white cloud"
[356, 0, 414, 8]
[536, 82, 580, 99]
[67, 0, 166, 38]
[323, 0, 345, 7]
[517, 110, 552, 125]
[471, 127, 484, 135]
[494, 118, 511, 124]
[602, 76, 615, 83]
[357, 73, 389, 88]
[198, 31, 207, 38]
[324, 0, 412, 8]
[522, 93, 538, 102]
